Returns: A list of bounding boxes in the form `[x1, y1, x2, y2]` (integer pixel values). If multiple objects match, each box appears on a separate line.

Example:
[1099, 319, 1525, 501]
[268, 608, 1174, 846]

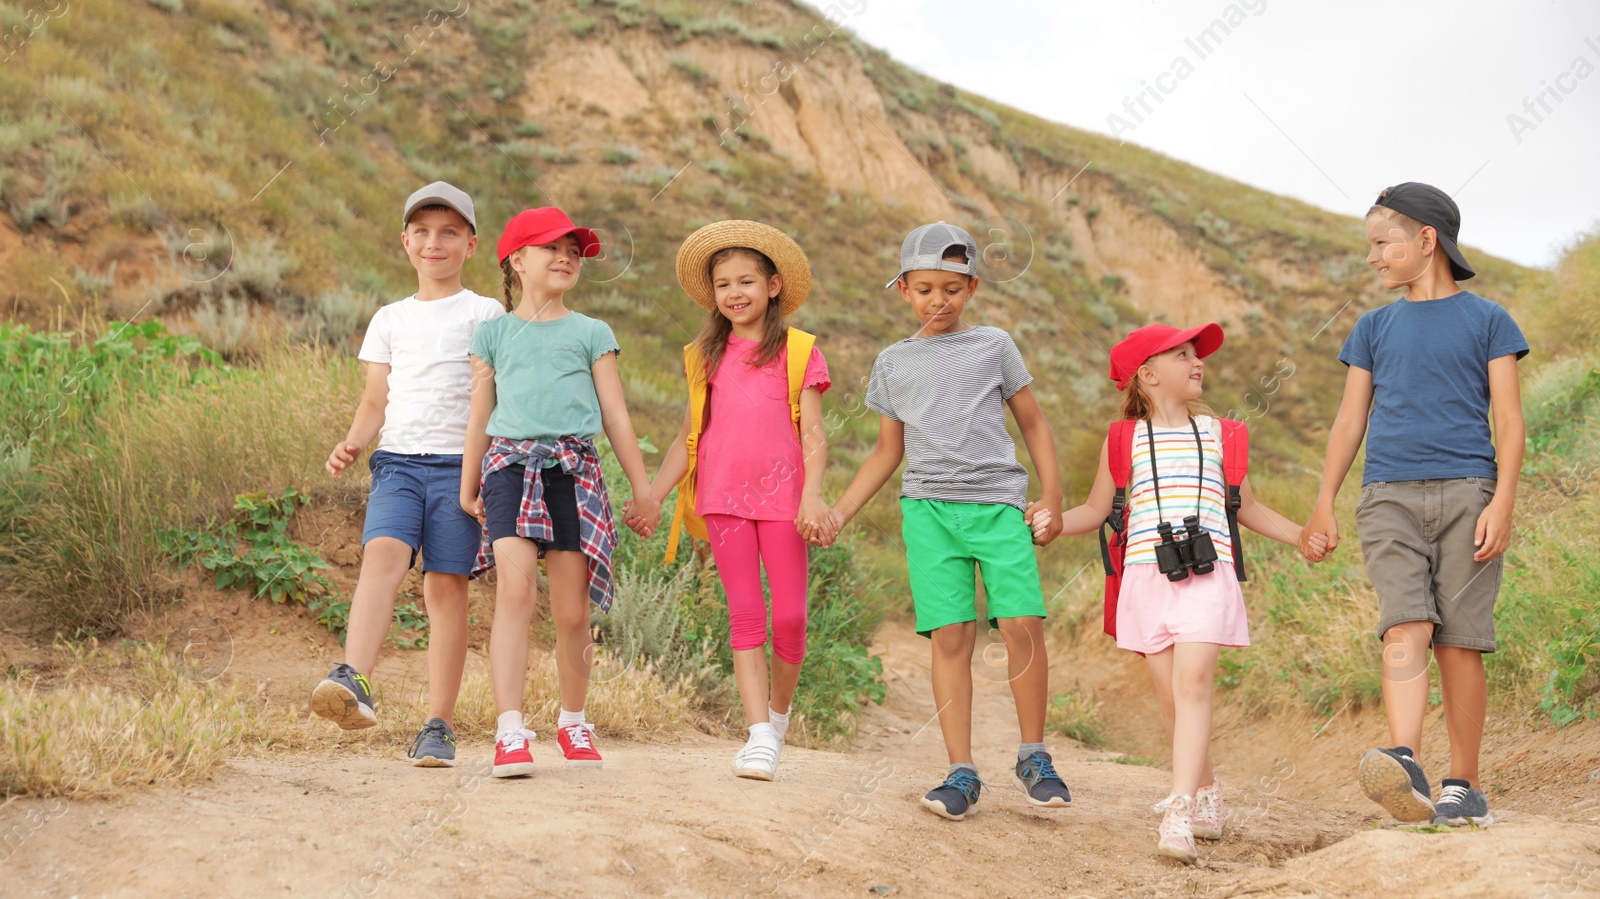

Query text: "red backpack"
[1098, 417, 1251, 639]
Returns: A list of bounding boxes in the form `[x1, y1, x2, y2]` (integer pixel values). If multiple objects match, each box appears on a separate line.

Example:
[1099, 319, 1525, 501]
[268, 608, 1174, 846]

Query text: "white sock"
[497, 710, 524, 740]
[749, 722, 778, 742]
[768, 706, 790, 740]
[558, 708, 586, 728]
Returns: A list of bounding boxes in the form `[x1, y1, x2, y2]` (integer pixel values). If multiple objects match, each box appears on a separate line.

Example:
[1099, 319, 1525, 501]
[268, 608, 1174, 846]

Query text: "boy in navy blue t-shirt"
[1302, 182, 1527, 827]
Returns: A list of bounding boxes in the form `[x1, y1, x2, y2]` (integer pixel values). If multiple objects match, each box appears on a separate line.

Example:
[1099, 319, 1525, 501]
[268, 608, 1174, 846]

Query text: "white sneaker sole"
[564, 758, 604, 769]
[411, 754, 457, 768]
[492, 761, 536, 778]
[1358, 749, 1435, 822]
[311, 679, 376, 730]
[920, 796, 970, 821]
[733, 761, 776, 781]
[1012, 774, 1071, 807]
[1192, 824, 1224, 840]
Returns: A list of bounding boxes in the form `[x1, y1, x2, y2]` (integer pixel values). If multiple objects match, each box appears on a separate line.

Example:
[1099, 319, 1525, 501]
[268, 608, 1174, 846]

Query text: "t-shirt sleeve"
[358, 306, 392, 364]
[1337, 311, 1374, 370]
[802, 346, 831, 394]
[1487, 304, 1530, 361]
[865, 353, 898, 421]
[468, 317, 495, 367]
[588, 318, 622, 363]
[998, 331, 1033, 399]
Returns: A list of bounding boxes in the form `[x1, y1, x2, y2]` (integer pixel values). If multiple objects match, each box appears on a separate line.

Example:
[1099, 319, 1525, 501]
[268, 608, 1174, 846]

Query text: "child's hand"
[623, 494, 661, 538]
[1473, 497, 1513, 562]
[1304, 531, 1330, 562]
[1026, 497, 1062, 546]
[1301, 508, 1338, 561]
[797, 496, 836, 547]
[460, 491, 484, 525]
[326, 441, 361, 478]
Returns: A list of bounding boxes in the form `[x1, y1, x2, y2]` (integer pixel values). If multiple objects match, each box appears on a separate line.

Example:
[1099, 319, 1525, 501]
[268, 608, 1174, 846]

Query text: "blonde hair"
[1120, 369, 1213, 421]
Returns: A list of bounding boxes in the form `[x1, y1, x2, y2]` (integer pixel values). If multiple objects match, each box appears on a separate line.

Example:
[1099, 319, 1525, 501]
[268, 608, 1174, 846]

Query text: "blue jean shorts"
[362, 451, 480, 576]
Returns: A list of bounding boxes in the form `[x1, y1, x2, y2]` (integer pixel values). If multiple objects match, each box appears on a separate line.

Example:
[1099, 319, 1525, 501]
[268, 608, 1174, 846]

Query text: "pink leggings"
[704, 515, 809, 664]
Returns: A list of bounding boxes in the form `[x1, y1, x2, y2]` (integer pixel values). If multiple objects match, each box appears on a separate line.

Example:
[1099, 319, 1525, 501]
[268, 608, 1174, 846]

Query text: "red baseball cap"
[497, 207, 601, 263]
[1108, 322, 1224, 391]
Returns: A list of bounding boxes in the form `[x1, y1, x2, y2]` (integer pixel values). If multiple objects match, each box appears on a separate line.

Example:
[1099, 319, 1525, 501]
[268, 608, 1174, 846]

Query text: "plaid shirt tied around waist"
[472, 436, 618, 613]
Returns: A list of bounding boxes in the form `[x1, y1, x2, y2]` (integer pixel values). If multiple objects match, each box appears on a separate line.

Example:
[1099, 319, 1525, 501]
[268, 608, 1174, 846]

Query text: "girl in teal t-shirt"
[461, 207, 658, 776]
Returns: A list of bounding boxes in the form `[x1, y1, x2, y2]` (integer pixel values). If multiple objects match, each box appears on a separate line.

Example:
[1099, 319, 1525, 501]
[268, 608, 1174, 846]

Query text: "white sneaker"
[732, 731, 782, 781]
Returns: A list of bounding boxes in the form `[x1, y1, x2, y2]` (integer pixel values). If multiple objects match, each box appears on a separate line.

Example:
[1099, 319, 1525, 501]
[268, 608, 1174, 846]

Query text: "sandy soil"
[4, 619, 1600, 899]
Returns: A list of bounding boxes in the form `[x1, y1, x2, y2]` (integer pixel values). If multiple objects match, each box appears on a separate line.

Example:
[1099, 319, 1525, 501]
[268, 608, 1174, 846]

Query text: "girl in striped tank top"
[1059, 323, 1311, 865]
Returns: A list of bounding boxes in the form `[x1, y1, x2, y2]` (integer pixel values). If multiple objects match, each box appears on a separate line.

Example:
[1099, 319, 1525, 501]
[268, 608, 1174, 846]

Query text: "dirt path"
[4, 627, 1599, 898]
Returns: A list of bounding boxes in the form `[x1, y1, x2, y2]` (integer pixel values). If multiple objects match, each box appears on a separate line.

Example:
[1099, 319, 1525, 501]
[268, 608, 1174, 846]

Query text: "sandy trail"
[4, 626, 1599, 898]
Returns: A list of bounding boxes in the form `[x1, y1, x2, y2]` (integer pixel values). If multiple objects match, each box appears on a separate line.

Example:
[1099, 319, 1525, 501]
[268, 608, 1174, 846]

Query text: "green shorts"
[900, 498, 1046, 636]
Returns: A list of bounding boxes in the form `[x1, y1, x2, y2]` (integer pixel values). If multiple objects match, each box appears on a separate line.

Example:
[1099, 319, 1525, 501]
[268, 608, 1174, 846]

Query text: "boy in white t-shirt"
[312, 182, 504, 766]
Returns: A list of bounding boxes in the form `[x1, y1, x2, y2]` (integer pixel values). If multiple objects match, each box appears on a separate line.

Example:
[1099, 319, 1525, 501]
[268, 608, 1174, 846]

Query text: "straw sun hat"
[675, 220, 812, 315]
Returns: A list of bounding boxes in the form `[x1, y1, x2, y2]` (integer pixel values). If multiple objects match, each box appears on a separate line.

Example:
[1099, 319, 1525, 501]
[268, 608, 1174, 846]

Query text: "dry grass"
[1, 640, 298, 798]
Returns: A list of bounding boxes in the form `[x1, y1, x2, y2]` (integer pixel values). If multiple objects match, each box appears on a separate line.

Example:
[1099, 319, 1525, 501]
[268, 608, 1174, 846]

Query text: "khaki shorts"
[1355, 477, 1503, 652]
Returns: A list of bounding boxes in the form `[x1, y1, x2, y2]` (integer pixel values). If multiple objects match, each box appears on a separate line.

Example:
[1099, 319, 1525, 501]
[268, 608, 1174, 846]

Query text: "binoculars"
[1152, 515, 1219, 582]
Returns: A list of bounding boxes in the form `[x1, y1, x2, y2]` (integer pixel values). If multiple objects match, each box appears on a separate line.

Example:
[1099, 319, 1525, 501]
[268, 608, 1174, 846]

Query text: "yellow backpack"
[664, 327, 816, 564]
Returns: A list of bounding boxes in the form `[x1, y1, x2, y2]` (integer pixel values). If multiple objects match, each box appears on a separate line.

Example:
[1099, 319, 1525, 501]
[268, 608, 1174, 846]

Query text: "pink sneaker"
[1154, 794, 1198, 864]
[1193, 782, 1225, 840]
[557, 723, 603, 768]
[492, 729, 537, 778]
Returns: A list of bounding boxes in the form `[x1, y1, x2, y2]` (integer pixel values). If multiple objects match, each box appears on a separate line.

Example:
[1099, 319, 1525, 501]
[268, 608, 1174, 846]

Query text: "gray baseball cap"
[402, 181, 476, 231]
[885, 221, 979, 288]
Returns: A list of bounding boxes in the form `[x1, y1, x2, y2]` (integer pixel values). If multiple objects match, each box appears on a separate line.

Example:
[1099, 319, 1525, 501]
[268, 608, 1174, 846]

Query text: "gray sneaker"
[921, 770, 984, 821]
[408, 718, 457, 768]
[1014, 751, 1072, 807]
[1358, 747, 1434, 822]
[311, 663, 377, 730]
[1431, 778, 1493, 826]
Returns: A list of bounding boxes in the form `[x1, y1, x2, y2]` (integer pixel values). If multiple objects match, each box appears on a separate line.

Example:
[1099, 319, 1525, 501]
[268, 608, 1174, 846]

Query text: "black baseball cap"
[1372, 182, 1475, 281]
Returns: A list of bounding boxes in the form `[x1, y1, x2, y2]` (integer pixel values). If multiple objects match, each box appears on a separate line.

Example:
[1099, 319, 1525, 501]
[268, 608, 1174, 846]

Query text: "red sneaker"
[492, 729, 537, 778]
[557, 723, 603, 768]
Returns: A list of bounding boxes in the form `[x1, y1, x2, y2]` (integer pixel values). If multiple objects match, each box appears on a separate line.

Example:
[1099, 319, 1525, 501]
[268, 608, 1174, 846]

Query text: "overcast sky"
[840, 0, 1600, 269]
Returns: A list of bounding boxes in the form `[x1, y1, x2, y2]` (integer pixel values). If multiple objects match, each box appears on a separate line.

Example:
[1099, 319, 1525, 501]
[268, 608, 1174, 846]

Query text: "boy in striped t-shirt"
[830, 222, 1071, 821]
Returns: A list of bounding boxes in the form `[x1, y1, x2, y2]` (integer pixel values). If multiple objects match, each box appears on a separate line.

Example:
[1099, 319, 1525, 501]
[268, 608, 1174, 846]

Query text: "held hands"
[1299, 506, 1339, 562]
[325, 441, 361, 478]
[622, 492, 662, 539]
[796, 495, 839, 547]
[1025, 496, 1063, 546]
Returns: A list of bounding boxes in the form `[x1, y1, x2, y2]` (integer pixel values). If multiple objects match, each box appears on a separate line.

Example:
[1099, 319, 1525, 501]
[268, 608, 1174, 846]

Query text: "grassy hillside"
[2, 0, 1594, 729]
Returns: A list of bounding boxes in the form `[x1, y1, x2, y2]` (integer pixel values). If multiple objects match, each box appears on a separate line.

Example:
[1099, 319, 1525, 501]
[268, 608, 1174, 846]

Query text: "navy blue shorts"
[481, 463, 583, 553]
[362, 451, 480, 576]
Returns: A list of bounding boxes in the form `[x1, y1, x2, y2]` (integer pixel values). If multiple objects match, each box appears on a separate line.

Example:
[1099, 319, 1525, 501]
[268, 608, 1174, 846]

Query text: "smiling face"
[710, 250, 781, 333]
[402, 207, 476, 280]
[1364, 210, 1437, 290]
[1138, 341, 1205, 401]
[898, 270, 976, 336]
[509, 232, 583, 296]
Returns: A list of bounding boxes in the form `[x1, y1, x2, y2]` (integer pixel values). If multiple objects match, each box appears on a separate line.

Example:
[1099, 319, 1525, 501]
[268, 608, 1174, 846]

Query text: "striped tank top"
[1123, 415, 1234, 567]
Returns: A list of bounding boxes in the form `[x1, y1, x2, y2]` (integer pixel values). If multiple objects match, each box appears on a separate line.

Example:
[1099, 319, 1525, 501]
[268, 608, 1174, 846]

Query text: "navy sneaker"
[922, 769, 984, 821]
[1014, 751, 1072, 807]
[1431, 778, 1493, 827]
[408, 718, 457, 768]
[1358, 747, 1434, 822]
[311, 663, 376, 730]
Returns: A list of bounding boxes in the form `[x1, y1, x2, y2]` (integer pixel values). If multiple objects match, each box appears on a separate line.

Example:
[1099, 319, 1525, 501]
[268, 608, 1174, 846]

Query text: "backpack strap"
[785, 328, 816, 426]
[1098, 419, 1136, 576]
[665, 343, 711, 565]
[1216, 417, 1250, 582]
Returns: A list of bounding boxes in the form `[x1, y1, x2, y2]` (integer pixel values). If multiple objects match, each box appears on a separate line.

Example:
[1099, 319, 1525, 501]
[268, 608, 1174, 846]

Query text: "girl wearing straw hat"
[641, 221, 834, 780]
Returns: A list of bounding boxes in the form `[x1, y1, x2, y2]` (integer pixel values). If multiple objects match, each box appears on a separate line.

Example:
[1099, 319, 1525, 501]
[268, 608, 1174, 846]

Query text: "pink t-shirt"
[695, 334, 831, 521]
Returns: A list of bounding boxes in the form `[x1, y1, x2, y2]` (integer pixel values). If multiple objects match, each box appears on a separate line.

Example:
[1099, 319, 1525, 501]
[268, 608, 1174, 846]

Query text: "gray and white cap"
[885, 221, 979, 288]
[402, 181, 476, 231]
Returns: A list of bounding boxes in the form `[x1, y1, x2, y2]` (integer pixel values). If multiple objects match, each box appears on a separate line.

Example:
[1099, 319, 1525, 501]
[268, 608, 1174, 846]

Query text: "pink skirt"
[1116, 562, 1249, 654]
